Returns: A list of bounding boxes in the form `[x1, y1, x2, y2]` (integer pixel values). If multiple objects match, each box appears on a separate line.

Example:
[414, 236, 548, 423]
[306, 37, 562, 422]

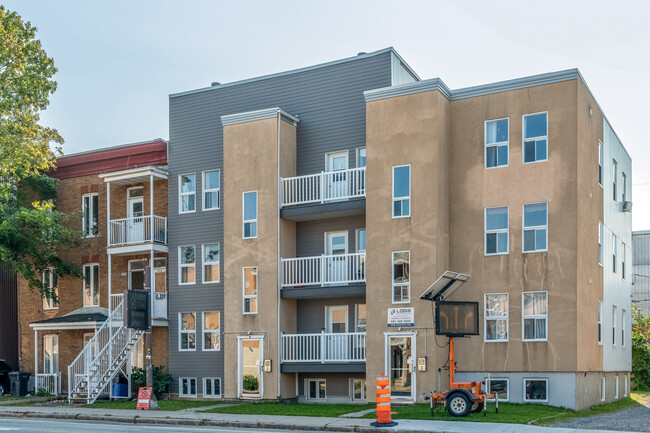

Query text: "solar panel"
[419, 270, 471, 302]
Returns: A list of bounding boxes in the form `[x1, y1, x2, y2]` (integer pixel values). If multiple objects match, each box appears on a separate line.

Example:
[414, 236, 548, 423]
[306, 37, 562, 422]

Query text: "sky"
[4, 0, 650, 229]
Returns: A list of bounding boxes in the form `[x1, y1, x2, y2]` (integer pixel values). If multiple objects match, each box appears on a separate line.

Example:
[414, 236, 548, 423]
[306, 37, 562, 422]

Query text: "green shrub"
[242, 375, 259, 392]
[632, 306, 650, 390]
[131, 365, 172, 398]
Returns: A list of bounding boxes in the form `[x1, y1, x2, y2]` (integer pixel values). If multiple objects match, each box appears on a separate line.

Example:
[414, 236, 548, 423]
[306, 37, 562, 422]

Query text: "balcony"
[281, 253, 365, 298]
[110, 292, 168, 321]
[280, 167, 365, 221]
[281, 332, 366, 373]
[108, 215, 167, 247]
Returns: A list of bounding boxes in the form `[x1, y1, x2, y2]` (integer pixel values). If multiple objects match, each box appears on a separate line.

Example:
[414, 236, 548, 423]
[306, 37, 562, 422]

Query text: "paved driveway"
[552, 394, 650, 432]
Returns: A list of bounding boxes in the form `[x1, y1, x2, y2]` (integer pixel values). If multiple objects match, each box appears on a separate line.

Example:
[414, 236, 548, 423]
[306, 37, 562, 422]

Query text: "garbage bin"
[9, 372, 30, 397]
[111, 373, 128, 398]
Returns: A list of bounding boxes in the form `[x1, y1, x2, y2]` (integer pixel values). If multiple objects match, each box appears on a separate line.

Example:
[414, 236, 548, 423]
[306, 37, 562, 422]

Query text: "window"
[351, 379, 366, 402]
[598, 222, 604, 265]
[486, 378, 509, 401]
[485, 207, 508, 255]
[42, 269, 58, 310]
[485, 118, 509, 168]
[356, 229, 366, 253]
[392, 165, 410, 218]
[485, 293, 508, 342]
[179, 174, 196, 213]
[612, 160, 617, 201]
[524, 378, 548, 402]
[615, 376, 619, 399]
[392, 251, 410, 303]
[598, 142, 604, 186]
[179, 312, 196, 351]
[522, 292, 547, 341]
[179, 246, 196, 284]
[243, 267, 258, 314]
[203, 312, 220, 351]
[612, 235, 617, 274]
[624, 376, 628, 397]
[601, 377, 606, 401]
[523, 112, 548, 163]
[82, 193, 98, 237]
[523, 203, 548, 252]
[203, 170, 220, 211]
[357, 147, 366, 168]
[622, 243, 626, 279]
[43, 335, 59, 374]
[355, 304, 366, 331]
[179, 378, 197, 397]
[243, 191, 258, 238]
[203, 378, 221, 398]
[203, 244, 220, 283]
[622, 309, 626, 347]
[83, 263, 99, 307]
[622, 172, 627, 202]
[612, 306, 617, 346]
[307, 379, 326, 401]
[598, 301, 603, 344]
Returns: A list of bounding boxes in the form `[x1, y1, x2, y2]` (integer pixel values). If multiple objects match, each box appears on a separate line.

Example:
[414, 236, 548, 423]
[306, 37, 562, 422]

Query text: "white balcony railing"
[282, 252, 365, 288]
[281, 332, 366, 363]
[108, 215, 167, 247]
[281, 167, 365, 207]
[111, 292, 167, 320]
[36, 372, 62, 395]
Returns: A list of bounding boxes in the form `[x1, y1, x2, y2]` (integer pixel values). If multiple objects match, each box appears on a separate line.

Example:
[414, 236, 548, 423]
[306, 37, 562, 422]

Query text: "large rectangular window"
[612, 235, 617, 274]
[243, 267, 258, 314]
[523, 291, 547, 341]
[523, 112, 548, 163]
[43, 335, 59, 374]
[243, 191, 258, 239]
[598, 222, 604, 265]
[179, 174, 196, 213]
[203, 244, 220, 283]
[392, 165, 410, 218]
[179, 312, 196, 351]
[203, 312, 220, 351]
[83, 263, 99, 307]
[485, 293, 508, 342]
[523, 203, 548, 253]
[203, 170, 220, 211]
[486, 378, 509, 401]
[485, 207, 508, 255]
[42, 269, 58, 310]
[485, 118, 509, 168]
[598, 142, 604, 186]
[179, 246, 196, 284]
[612, 160, 618, 201]
[598, 301, 603, 344]
[179, 378, 197, 397]
[524, 379, 548, 402]
[612, 306, 617, 346]
[307, 379, 326, 401]
[82, 193, 98, 237]
[392, 251, 410, 303]
[203, 378, 221, 398]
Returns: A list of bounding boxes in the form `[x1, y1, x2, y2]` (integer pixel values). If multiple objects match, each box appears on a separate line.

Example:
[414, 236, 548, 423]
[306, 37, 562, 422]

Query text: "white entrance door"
[325, 151, 348, 200]
[326, 306, 348, 361]
[238, 336, 263, 399]
[385, 333, 416, 402]
[127, 187, 144, 243]
[324, 231, 348, 284]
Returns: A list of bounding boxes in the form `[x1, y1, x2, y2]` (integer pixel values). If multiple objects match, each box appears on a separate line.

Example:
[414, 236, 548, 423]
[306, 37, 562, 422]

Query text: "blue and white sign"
[388, 307, 414, 327]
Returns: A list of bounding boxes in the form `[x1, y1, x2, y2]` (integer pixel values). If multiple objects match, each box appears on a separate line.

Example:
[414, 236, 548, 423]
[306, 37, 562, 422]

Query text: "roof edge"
[221, 107, 299, 127]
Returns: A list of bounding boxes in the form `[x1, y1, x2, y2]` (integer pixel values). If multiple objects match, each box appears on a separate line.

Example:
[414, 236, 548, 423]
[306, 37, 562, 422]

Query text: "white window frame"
[202, 243, 220, 284]
[392, 165, 411, 219]
[612, 306, 617, 346]
[43, 334, 59, 374]
[622, 172, 627, 202]
[612, 160, 618, 202]
[350, 378, 366, 402]
[202, 170, 220, 211]
[355, 304, 366, 332]
[522, 111, 548, 164]
[522, 203, 548, 253]
[356, 147, 366, 168]
[622, 243, 626, 280]
[356, 228, 366, 253]
[598, 141, 604, 187]
[484, 206, 509, 255]
[82, 193, 99, 238]
[598, 301, 603, 345]
[601, 377, 606, 401]
[624, 376, 628, 397]
[42, 268, 58, 310]
[484, 117, 509, 169]
[622, 309, 626, 347]
[485, 377, 509, 402]
[202, 311, 221, 351]
[178, 245, 196, 285]
[522, 291, 548, 342]
[391, 250, 410, 304]
[179, 173, 196, 214]
[523, 378, 548, 403]
[243, 266, 258, 315]
[203, 377, 222, 398]
[242, 191, 258, 239]
[615, 376, 619, 399]
[484, 293, 508, 342]
[82, 263, 99, 307]
[178, 312, 196, 352]
[612, 235, 617, 274]
[179, 377, 197, 398]
[598, 222, 604, 266]
[306, 378, 327, 401]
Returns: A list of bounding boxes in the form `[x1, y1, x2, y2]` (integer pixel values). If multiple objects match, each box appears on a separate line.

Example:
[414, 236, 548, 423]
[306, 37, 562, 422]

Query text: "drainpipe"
[276, 109, 282, 399]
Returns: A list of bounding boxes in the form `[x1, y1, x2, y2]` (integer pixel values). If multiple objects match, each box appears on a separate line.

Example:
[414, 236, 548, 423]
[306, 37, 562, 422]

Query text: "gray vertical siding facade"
[168, 51, 393, 395]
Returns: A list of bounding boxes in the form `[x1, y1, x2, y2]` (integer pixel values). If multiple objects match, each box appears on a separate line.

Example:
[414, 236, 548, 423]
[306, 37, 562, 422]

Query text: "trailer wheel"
[471, 402, 484, 413]
[446, 392, 472, 417]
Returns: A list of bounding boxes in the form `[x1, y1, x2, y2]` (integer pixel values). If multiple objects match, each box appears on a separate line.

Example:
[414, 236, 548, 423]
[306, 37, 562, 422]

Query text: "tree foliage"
[632, 305, 650, 390]
[0, 6, 80, 300]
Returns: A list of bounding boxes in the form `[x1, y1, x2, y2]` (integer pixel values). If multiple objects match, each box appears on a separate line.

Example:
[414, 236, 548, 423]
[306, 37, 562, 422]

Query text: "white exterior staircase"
[67, 295, 144, 404]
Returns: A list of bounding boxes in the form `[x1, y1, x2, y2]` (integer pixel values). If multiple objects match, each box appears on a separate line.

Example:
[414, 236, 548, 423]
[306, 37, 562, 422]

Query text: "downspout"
[276, 109, 282, 399]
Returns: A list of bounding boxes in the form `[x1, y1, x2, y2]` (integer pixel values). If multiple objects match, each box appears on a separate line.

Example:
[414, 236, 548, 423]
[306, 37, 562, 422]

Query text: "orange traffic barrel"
[376, 374, 392, 424]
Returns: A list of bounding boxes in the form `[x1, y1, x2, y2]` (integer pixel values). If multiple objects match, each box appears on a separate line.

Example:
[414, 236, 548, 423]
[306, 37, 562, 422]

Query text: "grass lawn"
[85, 399, 224, 411]
[202, 402, 375, 417]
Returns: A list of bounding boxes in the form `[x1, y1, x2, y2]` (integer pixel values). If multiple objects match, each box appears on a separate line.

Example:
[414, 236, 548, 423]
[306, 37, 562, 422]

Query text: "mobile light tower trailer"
[420, 271, 497, 417]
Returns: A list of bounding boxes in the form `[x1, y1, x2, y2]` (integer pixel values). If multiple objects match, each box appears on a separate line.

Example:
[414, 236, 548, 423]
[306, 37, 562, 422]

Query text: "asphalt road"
[0, 418, 321, 433]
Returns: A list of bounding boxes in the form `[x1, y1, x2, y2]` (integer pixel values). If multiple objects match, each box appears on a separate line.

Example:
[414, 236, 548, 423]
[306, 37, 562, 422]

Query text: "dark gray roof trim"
[30, 312, 107, 325]
[221, 108, 300, 127]
[364, 69, 581, 102]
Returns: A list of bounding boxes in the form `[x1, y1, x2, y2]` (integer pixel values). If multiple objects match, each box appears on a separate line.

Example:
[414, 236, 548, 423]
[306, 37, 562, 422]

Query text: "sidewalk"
[0, 404, 637, 433]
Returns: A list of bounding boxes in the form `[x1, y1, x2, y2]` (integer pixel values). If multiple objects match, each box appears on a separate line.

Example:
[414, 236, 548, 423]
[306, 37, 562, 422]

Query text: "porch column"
[108, 254, 112, 312]
[34, 330, 38, 386]
[106, 182, 111, 247]
[149, 174, 154, 242]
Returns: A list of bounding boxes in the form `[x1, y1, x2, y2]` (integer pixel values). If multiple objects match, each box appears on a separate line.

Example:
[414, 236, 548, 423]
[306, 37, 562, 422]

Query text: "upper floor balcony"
[280, 167, 365, 221]
[108, 215, 167, 247]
